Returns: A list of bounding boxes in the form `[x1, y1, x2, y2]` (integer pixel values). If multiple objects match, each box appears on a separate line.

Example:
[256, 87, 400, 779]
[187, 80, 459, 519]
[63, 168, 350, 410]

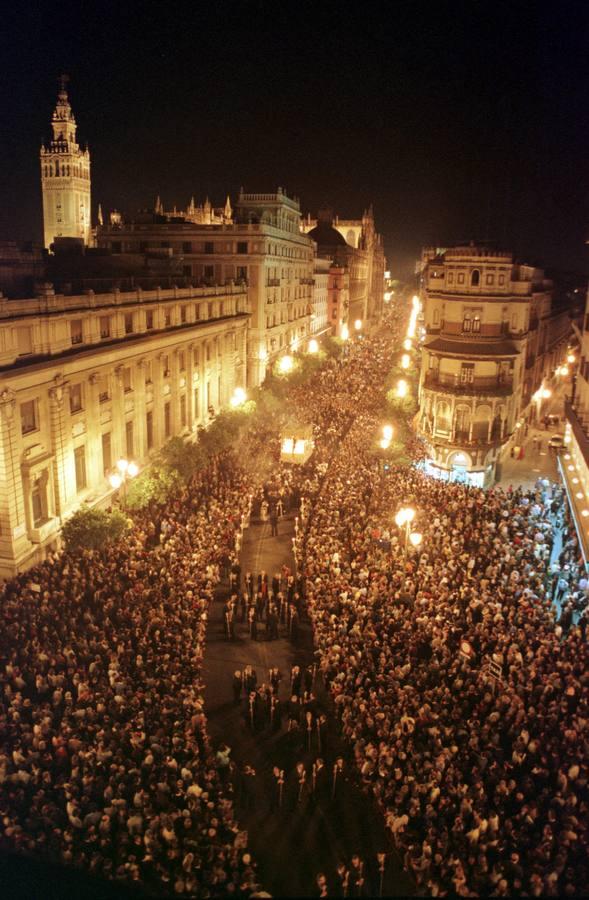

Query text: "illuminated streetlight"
[354, 319, 362, 331]
[230, 387, 247, 408]
[127, 462, 139, 478]
[409, 531, 423, 547]
[117, 458, 129, 474]
[278, 354, 294, 374]
[396, 379, 408, 398]
[109, 473, 122, 490]
[395, 507, 417, 560]
[379, 438, 391, 450]
[567, 354, 576, 364]
[382, 424, 394, 441]
[308, 338, 319, 353]
[541, 388, 552, 399]
[110, 458, 138, 506]
[384, 291, 391, 302]
[401, 354, 410, 369]
[341, 324, 350, 341]
[403, 339, 412, 351]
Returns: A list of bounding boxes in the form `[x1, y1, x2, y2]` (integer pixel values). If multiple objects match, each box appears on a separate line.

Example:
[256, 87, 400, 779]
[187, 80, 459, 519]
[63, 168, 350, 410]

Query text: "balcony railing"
[267, 278, 281, 286]
[423, 372, 514, 396]
[565, 398, 589, 469]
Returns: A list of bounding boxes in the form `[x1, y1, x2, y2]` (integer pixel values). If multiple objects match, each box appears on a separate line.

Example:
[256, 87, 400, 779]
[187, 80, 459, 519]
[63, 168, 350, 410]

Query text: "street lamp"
[341, 323, 350, 341]
[278, 354, 294, 374]
[401, 354, 410, 369]
[308, 338, 319, 353]
[403, 339, 412, 351]
[354, 319, 362, 332]
[396, 379, 408, 398]
[382, 424, 394, 442]
[567, 354, 576, 364]
[110, 458, 138, 506]
[395, 507, 416, 560]
[409, 531, 423, 548]
[230, 387, 247, 408]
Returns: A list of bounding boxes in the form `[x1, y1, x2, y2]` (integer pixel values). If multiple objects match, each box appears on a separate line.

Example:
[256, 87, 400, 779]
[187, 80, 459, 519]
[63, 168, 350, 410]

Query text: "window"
[98, 374, 110, 403]
[31, 477, 48, 527]
[16, 326, 33, 356]
[163, 355, 170, 376]
[194, 305, 201, 320]
[69, 383, 83, 414]
[180, 395, 187, 428]
[471, 270, 480, 287]
[179, 351, 186, 371]
[448, 273, 454, 284]
[205, 241, 214, 254]
[237, 265, 247, 281]
[499, 274, 505, 286]
[21, 400, 38, 435]
[458, 273, 465, 284]
[164, 402, 171, 438]
[193, 346, 200, 366]
[180, 306, 187, 324]
[102, 432, 112, 475]
[99, 316, 111, 339]
[460, 364, 474, 383]
[182, 241, 192, 253]
[74, 445, 87, 492]
[146, 311, 154, 330]
[124, 313, 134, 335]
[70, 319, 83, 345]
[123, 367, 132, 392]
[472, 316, 481, 333]
[164, 309, 171, 327]
[146, 411, 154, 450]
[125, 421, 134, 459]
[204, 265, 214, 278]
[486, 274, 495, 286]
[237, 241, 248, 254]
[462, 315, 472, 332]
[433, 309, 440, 325]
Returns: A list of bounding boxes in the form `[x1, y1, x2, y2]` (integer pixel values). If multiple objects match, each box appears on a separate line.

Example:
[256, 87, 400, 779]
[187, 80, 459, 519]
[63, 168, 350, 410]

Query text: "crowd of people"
[0, 455, 265, 897]
[291, 314, 589, 896]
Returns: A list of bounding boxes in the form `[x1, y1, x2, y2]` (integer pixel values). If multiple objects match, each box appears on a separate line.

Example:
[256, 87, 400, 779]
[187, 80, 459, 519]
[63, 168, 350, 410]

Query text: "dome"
[307, 221, 347, 248]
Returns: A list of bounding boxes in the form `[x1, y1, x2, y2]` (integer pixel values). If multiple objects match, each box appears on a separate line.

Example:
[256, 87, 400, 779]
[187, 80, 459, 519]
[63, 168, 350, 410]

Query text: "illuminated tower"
[40, 75, 91, 250]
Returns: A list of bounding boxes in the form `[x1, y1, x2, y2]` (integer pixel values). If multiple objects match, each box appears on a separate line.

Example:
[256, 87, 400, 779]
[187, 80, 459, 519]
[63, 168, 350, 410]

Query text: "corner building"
[418, 244, 569, 486]
[0, 282, 248, 578]
[98, 189, 315, 387]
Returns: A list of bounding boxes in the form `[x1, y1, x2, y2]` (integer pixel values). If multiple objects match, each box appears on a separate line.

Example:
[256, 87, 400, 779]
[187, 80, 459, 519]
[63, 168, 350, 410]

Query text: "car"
[548, 434, 565, 449]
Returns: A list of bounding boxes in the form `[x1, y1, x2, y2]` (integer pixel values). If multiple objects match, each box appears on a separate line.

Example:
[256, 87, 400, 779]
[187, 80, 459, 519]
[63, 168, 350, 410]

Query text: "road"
[202, 511, 414, 898]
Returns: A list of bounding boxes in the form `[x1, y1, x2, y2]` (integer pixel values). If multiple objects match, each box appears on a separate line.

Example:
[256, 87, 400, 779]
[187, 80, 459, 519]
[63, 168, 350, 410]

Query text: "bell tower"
[40, 76, 91, 250]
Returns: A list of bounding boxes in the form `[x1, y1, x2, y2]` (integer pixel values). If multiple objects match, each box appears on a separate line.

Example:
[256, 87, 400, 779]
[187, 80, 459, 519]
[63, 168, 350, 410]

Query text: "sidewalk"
[495, 386, 565, 490]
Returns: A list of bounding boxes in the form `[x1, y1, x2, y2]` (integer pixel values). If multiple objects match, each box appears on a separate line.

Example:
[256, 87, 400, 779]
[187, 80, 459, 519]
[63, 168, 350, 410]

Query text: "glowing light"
[541, 388, 552, 399]
[379, 438, 391, 450]
[278, 354, 294, 374]
[396, 379, 408, 398]
[116, 458, 129, 474]
[403, 339, 412, 351]
[259, 347, 268, 361]
[293, 439, 306, 455]
[572, 478, 580, 484]
[308, 338, 319, 353]
[576, 492, 584, 499]
[282, 438, 294, 454]
[564, 454, 571, 460]
[568, 465, 575, 471]
[582, 510, 589, 517]
[354, 319, 363, 331]
[401, 354, 410, 369]
[567, 354, 576, 364]
[341, 324, 350, 341]
[109, 473, 122, 490]
[382, 424, 394, 441]
[560, 366, 569, 376]
[412, 295, 420, 310]
[230, 387, 247, 407]
[127, 462, 139, 478]
[384, 292, 391, 302]
[409, 532, 423, 547]
[395, 507, 416, 528]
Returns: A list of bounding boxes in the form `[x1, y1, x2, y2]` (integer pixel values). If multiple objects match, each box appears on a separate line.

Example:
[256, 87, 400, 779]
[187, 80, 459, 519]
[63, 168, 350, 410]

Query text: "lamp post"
[395, 506, 416, 560]
[109, 458, 138, 507]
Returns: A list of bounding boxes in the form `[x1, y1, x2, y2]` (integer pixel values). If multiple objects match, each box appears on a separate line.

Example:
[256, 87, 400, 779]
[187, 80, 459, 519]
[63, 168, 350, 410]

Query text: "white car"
[548, 434, 565, 449]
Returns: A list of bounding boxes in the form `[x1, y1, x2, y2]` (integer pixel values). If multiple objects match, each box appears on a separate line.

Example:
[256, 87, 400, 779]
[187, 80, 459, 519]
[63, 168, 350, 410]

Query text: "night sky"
[3, 0, 589, 277]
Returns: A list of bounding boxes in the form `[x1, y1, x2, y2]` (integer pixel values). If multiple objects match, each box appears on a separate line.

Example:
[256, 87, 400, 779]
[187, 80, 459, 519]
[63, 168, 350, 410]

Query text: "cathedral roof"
[307, 221, 347, 248]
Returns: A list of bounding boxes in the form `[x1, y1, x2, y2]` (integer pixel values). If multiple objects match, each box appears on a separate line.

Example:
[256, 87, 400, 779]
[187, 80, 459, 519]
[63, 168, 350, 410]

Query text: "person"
[270, 508, 279, 537]
[248, 606, 258, 641]
[233, 670, 243, 704]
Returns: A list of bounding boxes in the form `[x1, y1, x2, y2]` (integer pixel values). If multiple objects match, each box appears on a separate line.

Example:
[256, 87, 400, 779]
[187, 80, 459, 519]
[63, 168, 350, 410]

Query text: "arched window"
[435, 401, 451, 434]
[471, 269, 480, 286]
[54, 161, 59, 177]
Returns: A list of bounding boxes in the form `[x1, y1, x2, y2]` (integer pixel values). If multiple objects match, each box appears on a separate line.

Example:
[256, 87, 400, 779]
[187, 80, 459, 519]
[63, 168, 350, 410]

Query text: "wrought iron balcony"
[423, 371, 514, 396]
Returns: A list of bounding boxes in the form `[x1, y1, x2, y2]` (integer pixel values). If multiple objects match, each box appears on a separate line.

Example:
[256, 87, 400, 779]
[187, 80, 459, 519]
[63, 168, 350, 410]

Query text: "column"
[48, 379, 71, 517]
[0, 390, 31, 573]
[112, 366, 126, 464]
[135, 359, 148, 460]
[87, 373, 103, 488]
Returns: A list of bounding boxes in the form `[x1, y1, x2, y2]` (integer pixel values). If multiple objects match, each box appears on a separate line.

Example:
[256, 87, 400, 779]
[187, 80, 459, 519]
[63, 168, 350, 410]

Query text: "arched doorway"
[448, 450, 471, 483]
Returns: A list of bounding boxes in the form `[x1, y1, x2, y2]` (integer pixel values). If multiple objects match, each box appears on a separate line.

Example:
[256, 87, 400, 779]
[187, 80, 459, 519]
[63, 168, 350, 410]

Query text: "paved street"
[496, 385, 565, 490]
[203, 512, 414, 898]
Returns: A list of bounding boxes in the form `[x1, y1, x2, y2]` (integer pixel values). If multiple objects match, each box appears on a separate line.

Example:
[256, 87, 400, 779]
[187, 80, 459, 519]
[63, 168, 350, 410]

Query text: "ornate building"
[302, 206, 385, 327]
[563, 285, 589, 564]
[0, 282, 248, 577]
[98, 188, 315, 386]
[41, 77, 92, 250]
[417, 244, 571, 486]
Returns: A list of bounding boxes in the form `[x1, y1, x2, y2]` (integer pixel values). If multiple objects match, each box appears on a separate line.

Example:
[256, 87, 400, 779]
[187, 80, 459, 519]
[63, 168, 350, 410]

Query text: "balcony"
[267, 278, 281, 286]
[565, 398, 589, 468]
[423, 371, 514, 396]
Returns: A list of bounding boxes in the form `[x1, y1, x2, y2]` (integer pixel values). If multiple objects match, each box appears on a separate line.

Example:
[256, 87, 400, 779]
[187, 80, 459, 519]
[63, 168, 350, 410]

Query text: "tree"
[125, 463, 182, 510]
[61, 505, 128, 553]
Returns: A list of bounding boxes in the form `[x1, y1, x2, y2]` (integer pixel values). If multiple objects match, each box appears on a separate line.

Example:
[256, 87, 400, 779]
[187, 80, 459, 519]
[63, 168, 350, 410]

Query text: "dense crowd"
[293, 320, 589, 896]
[0, 455, 264, 897]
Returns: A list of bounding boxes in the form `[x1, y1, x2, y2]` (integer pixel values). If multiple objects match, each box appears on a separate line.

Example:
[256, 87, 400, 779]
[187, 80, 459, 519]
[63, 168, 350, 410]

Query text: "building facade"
[0, 282, 248, 577]
[417, 244, 571, 486]
[311, 257, 330, 336]
[97, 189, 315, 386]
[41, 78, 92, 250]
[302, 207, 385, 327]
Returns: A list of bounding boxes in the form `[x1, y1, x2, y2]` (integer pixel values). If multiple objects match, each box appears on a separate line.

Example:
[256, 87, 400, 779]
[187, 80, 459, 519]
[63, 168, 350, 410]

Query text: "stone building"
[302, 206, 385, 327]
[0, 282, 248, 577]
[563, 285, 589, 564]
[418, 244, 571, 486]
[311, 257, 330, 336]
[41, 77, 92, 250]
[98, 189, 315, 386]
